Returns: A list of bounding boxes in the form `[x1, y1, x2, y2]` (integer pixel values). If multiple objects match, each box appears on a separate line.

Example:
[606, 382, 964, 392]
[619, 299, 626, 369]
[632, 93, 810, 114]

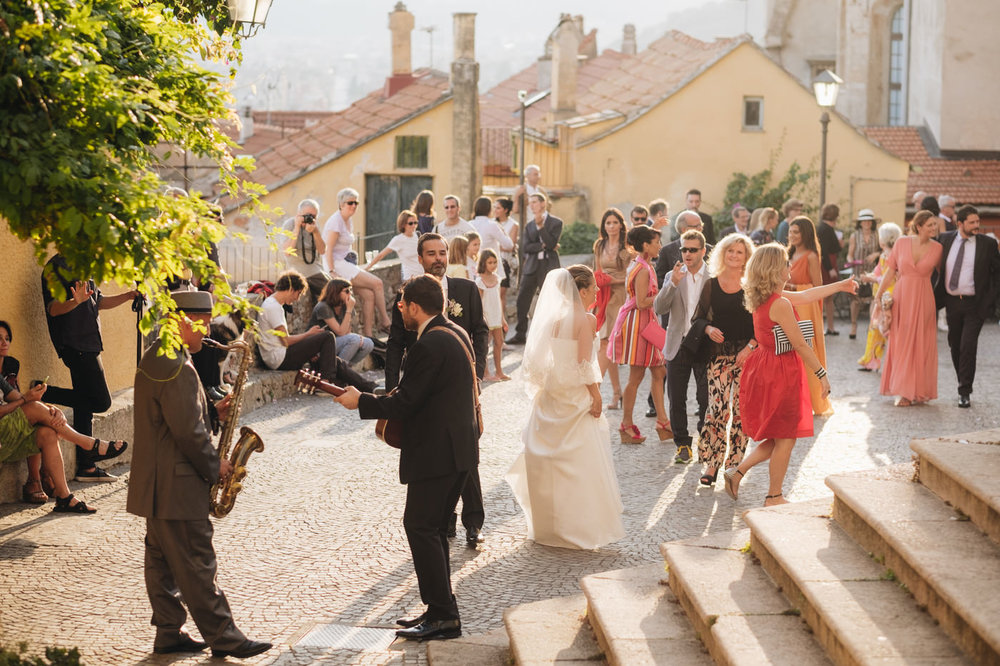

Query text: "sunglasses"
[632, 216, 647, 222]
[406, 221, 417, 226]
[680, 247, 702, 254]
[344, 201, 359, 206]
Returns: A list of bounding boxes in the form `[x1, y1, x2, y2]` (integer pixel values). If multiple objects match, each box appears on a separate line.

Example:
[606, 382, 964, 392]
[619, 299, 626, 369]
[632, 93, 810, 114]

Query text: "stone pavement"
[1, 322, 999, 664]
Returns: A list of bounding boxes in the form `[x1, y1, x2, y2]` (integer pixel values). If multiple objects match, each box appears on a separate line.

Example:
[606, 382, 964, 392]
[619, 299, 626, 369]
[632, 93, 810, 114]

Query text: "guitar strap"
[428, 325, 484, 435]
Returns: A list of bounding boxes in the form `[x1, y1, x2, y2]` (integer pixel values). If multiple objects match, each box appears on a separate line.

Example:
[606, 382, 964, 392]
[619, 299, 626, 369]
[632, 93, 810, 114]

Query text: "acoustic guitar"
[293, 369, 403, 448]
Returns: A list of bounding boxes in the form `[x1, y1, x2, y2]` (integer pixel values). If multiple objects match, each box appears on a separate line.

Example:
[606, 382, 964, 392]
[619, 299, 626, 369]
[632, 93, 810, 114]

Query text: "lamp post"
[227, 0, 273, 38]
[812, 69, 842, 211]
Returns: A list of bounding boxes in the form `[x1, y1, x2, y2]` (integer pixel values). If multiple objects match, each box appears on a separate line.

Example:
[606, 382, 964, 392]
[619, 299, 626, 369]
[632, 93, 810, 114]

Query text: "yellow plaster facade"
[0, 223, 138, 393]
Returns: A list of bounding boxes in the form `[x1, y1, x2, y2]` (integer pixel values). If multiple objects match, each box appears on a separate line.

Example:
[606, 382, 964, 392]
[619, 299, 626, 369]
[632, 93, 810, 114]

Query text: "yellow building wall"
[247, 101, 455, 254]
[0, 223, 138, 393]
[573, 41, 910, 230]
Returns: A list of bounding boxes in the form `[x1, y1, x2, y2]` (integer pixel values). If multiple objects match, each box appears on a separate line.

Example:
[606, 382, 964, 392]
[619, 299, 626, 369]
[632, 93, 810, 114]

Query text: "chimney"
[451, 13, 481, 213]
[238, 105, 254, 144]
[385, 2, 416, 97]
[549, 14, 581, 123]
[622, 24, 637, 55]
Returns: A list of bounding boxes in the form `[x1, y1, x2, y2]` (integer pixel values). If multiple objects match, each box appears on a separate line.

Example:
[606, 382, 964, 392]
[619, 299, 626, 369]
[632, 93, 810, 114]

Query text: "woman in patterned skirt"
[607, 225, 672, 444]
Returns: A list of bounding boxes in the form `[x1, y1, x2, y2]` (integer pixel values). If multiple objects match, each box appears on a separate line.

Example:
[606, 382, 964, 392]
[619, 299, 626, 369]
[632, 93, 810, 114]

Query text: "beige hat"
[171, 290, 213, 314]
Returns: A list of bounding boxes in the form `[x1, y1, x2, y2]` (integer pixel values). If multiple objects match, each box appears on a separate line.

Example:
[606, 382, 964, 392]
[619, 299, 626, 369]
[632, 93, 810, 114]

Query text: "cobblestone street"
[2, 324, 999, 664]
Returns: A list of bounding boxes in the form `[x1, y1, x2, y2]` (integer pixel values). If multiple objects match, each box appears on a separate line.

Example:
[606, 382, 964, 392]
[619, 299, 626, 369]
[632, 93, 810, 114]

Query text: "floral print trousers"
[698, 353, 748, 470]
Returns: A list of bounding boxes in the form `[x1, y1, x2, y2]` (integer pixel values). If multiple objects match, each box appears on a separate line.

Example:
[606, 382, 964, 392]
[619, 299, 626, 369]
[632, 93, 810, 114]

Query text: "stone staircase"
[465, 429, 1000, 666]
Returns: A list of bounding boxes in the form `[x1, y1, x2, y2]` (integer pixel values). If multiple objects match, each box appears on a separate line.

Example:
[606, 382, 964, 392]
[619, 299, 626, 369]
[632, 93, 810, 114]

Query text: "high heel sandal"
[655, 420, 673, 441]
[699, 468, 718, 487]
[608, 391, 622, 410]
[619, 424, 646, 444]
[723, 467, 744, 500]
[22, 479, 48, 504]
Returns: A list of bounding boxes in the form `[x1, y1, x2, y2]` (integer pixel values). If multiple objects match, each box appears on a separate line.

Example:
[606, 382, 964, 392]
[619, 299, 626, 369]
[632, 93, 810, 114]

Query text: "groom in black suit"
[935, 205, 1000, 408]
[385, 233, 488, 546]
[336, 275, 480, 641]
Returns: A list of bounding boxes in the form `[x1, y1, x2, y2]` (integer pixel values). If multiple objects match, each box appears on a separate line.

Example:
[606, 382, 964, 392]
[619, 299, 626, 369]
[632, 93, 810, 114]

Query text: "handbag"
[640, 318, 666, 350]
[772, 319, 815, 354]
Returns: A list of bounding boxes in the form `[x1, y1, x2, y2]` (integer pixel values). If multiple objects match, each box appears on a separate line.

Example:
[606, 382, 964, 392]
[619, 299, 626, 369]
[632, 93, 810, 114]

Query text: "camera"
[301, 213, 316, 226]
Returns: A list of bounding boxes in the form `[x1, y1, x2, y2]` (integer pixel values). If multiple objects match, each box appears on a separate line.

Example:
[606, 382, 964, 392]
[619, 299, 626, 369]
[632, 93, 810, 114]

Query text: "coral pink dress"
[880, 236, 941, 402]
[740, 294, 813, 439]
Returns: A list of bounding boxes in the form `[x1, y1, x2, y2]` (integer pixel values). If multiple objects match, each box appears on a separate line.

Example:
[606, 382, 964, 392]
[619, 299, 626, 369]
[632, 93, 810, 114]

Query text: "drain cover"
[295, 623, 397, 651]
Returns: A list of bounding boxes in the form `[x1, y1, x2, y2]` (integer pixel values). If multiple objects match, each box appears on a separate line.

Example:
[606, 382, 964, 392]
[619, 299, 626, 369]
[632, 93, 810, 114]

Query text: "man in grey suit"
[509, 192, 563, 344]
[654, 230, 710, 464]
[127, 291, 271, 659]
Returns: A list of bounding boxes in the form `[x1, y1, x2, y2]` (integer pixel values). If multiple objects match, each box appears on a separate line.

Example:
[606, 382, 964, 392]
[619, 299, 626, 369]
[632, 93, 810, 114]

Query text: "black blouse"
[706, 278, 754, 343]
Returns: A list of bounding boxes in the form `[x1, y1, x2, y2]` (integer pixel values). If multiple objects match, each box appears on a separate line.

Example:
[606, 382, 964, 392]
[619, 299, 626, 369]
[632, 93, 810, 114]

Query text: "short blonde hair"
[743, 243, 789, 312]
[709, 233, 754, 278]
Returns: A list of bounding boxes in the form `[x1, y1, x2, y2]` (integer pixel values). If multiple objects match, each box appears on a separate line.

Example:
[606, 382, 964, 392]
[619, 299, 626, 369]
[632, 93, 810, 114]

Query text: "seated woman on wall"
[308, 279, 374, 367]
[0, 320, 125, 510]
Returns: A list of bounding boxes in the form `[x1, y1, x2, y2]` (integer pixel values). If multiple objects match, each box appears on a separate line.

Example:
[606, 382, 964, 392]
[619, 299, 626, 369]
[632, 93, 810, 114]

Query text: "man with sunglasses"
[434, 195, 475, 241]
[630, 205, 649, 228]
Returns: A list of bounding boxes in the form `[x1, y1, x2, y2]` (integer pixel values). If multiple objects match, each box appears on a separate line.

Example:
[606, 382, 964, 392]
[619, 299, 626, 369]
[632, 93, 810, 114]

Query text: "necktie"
[948, 238, 966, 292]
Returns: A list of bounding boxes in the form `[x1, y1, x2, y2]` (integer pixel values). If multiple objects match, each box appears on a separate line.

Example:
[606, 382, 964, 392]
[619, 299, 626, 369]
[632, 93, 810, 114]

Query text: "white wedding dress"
[507, 270, 625, 550]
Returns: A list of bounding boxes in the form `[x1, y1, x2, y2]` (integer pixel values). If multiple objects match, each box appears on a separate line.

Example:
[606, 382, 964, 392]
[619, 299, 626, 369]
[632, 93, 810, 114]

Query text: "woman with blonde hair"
[724, 243, 856, 506]
[858, 222, 902, 371]
[446, 235, 470, 278]
[692, 233, 756, 486]
[749, 207, 779, 246]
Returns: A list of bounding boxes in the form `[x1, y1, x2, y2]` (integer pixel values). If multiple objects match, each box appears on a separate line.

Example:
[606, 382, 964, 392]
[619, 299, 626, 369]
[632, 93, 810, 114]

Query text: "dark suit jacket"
[359, 315, 480, 484]
[385, 276, 488, 390]
[127, 343, 220, 520]
[520, 214, 563, 275]
[935, 230, 1000, 318]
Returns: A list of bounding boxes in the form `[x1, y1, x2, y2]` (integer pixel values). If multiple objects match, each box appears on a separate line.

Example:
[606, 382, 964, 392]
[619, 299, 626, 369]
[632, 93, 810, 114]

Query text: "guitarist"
[385, 233, 488, 546]
[335, 275, 479, 642]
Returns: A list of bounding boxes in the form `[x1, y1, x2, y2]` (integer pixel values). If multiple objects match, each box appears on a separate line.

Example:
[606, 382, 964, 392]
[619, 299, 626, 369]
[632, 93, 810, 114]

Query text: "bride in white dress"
[507, 265, 626, 549]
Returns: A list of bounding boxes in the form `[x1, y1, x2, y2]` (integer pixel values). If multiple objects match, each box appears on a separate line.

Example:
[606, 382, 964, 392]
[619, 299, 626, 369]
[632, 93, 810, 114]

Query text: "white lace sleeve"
[570, 356, 601, 386]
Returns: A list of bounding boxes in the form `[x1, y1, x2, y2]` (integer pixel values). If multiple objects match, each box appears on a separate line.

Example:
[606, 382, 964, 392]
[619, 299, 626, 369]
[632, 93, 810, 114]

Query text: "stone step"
[745, 496, 973, 666]
[580, 564, 710, 666]
[910, 430, 1000, 545]
[662, 525, 831, 666]
[503, 594, 606, 665]
[426, 627, 511, 666]
[828, 468, 1000, 665]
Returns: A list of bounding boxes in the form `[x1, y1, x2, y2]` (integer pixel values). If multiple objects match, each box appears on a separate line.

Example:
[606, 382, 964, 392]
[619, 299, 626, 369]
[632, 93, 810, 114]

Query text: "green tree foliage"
[0, 0, 268, 350]
[0, 642, 81, 666]
[716, 160, 817, 220]
[559, 221, 600, 256]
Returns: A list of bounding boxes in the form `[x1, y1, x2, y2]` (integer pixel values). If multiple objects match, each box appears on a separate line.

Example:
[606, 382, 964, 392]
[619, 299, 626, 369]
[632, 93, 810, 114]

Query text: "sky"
[231, 0, 766, 111]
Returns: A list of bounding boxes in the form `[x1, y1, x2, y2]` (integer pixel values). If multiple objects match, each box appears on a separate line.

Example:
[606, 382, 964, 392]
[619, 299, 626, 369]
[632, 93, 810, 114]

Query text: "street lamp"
[227, 0, 273, 38]
[812, 69, 842, 210]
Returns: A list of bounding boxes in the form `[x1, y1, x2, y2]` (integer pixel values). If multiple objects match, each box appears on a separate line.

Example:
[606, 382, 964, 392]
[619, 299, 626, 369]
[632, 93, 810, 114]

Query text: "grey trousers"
[144, 517, 247, 650]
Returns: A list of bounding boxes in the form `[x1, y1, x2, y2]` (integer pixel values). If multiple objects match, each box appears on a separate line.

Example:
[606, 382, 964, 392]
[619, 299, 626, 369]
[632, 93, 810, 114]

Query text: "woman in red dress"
[725, 244, 857, 506]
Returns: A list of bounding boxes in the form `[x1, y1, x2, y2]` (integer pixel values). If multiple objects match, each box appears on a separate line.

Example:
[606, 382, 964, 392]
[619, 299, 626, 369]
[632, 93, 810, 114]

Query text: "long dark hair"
[411, 190, 435, 218]
[787, 216, 821, 260]
[318, 278, 352, 312]
[593, 208, 627, 270]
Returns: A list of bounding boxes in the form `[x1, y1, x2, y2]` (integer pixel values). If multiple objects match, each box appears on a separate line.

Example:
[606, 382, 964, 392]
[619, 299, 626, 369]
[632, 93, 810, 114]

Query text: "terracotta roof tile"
[861, 126, 1000, 205]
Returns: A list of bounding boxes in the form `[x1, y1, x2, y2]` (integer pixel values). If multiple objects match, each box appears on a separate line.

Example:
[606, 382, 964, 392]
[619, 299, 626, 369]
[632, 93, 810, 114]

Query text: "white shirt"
[257, 295, 288, 369]
[471, 215, 514, 279]
[945, 234, 977, 296]
[385, 233, 423, 280]
[323, 211, 355, 271]
[499, 218, 518, 261]
[434, 218, 475, 241]
[682, 263, 708, 335]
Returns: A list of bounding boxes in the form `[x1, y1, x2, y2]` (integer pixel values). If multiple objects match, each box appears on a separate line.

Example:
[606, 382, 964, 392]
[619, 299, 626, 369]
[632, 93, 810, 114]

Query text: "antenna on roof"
[420, 25, 437, 70]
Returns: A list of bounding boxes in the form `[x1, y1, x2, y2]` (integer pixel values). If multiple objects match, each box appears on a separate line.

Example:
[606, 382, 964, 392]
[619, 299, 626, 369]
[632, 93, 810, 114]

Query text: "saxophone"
[204, 337, 265, 518]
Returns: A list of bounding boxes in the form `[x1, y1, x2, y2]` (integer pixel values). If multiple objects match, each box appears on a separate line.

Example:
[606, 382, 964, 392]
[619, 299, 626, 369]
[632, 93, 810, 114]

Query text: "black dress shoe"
[396, 611, 427, 628]
[446, 514, 457, 538]
[505, 334, 526, 345]
[395, 618, 462, 641]
[644, 406, 657, 418]
[958, 394, 971, 408]
[466, 527, 483, 546]
[153, 633, 208, 654]
[211, 639, 273, 659]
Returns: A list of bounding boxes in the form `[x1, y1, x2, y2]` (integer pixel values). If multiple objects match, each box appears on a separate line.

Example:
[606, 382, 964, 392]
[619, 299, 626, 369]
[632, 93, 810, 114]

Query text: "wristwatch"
[747, 341, 758, 350]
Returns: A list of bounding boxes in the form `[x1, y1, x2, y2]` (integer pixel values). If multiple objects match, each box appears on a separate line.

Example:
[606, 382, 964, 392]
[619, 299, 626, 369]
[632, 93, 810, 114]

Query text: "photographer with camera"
[283, 199, 330, 301]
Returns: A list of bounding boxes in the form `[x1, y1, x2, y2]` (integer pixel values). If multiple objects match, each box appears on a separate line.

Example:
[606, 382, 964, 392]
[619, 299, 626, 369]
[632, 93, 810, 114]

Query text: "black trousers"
[43, 349, 112, 472]
[449, 467, 485, 532]
[666, 351, 708, 446]
[515, 268, 551, 336]
[944, 296, 985, 397]
[278, 331, 374, 391]
[404, 471, 468, 621]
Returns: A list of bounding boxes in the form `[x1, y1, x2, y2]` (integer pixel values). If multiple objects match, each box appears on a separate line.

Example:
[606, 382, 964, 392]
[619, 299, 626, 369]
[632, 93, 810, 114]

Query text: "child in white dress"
[465, 231, 481, 282]
[476, 249, 509, 381]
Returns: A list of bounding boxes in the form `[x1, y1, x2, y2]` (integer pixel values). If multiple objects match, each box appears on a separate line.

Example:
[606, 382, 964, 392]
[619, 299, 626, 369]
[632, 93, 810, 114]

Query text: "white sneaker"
[937, 310, 948, 332]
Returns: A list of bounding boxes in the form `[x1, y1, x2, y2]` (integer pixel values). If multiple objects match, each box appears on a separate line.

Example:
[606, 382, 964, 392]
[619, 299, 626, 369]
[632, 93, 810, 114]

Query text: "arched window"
[888, 5, 907, 125]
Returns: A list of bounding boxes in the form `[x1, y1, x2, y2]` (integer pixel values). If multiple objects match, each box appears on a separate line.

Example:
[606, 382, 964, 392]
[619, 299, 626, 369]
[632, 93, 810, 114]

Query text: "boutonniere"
[448, 299, 463, 318]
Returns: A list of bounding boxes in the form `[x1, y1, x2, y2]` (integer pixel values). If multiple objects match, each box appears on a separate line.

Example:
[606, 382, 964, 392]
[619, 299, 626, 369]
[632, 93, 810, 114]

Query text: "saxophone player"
[127, 291, 272, 659]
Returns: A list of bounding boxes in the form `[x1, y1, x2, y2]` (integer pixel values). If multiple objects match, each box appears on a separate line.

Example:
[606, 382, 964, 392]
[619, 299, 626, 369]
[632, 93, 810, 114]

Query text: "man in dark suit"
[935, 205, 1000, 408]
[336, 275, 479, 642]
[127, 291, 271, 659]
[508, 192, 562, 344]
[385, 233, 488, 545]
[683, 189, 716, 244]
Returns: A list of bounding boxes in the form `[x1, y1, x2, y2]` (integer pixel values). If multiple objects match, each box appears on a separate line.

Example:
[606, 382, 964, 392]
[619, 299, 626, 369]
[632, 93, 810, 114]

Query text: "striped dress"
[607, 256, 665, 367]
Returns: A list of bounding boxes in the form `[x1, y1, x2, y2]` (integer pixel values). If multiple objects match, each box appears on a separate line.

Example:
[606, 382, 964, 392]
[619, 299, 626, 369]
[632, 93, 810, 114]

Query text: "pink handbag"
[640, 318, 666, 350]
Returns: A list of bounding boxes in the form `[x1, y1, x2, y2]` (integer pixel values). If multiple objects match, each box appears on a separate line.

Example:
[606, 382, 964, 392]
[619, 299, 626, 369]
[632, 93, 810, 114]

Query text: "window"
[743, 97, 764, 131]
[395, 135, 428, 169]
[888, 5, 907, 126]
